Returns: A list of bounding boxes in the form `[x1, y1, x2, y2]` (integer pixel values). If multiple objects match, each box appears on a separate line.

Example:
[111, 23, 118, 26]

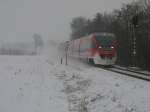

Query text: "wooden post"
[66, 50, 68, 65]
[65, 43, 68, 66]
[61, 58, 63, 64]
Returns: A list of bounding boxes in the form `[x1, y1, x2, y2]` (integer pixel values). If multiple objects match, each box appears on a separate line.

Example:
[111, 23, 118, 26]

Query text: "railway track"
[102, 65, 150, 81]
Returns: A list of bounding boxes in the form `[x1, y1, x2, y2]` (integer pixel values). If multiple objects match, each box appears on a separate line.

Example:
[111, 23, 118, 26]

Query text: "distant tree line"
[0, 33, 44, 55]
[70, 0, 150, 70]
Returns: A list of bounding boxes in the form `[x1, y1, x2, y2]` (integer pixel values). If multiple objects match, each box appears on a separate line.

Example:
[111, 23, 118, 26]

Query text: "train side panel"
[67, 32, 118, 66]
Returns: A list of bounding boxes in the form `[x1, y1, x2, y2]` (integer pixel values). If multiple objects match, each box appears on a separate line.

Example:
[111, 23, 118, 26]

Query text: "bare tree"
[33, 34, 44, 54]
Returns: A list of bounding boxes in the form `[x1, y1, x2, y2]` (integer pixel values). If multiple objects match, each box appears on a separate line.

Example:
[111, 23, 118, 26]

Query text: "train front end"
[92, 33, 117, 65]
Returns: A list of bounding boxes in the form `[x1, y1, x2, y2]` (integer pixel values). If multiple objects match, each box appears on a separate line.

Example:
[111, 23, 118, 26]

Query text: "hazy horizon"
[0, 0, 132, 42]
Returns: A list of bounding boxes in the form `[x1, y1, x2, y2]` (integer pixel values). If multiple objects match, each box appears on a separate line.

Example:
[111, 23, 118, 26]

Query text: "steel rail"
[102, 66, 150, 81]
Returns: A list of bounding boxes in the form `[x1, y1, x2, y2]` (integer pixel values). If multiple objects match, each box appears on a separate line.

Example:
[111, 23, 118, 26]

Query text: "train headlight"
[99, 46, 102, 48]
[111, 46, 114, 49]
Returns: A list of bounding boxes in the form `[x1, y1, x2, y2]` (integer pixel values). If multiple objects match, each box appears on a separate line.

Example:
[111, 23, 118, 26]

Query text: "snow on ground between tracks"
[0, 54, 150, 112]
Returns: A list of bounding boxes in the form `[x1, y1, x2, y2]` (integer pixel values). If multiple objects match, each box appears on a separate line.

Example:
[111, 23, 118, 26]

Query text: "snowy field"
[0, 45, 150, 112]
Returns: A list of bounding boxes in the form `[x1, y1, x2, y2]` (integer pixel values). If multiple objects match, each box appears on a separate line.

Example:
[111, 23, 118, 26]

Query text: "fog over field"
[0, 0, 132, 42]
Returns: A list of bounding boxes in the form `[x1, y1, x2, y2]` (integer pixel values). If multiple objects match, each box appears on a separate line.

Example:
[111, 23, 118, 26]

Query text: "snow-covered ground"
[0, 43, 150, 112]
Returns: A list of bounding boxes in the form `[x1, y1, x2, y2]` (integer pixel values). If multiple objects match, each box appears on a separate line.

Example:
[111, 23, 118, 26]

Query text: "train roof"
[92, 32, 115, 37]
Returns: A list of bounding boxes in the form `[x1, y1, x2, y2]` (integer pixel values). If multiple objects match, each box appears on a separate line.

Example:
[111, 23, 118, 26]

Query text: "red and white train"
[64, 32, 118, 65]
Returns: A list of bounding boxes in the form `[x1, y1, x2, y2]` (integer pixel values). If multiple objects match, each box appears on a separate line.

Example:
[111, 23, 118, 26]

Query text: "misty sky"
[0, 0, 132, 42]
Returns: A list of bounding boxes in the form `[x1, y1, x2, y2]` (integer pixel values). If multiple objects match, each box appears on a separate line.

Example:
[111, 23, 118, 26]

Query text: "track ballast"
[102, 65, 150, 81]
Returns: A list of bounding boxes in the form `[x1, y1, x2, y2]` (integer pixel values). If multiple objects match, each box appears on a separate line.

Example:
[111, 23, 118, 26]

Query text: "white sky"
[0, 0, 132, 42]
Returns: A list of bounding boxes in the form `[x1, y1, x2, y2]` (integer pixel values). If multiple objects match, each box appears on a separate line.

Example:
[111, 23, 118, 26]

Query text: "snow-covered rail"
[103, 66, 150, 81]
[113, 65, 150, 75]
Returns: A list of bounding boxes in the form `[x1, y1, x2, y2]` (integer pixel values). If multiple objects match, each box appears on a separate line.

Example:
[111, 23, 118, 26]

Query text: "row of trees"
[70, 0, 150, 70]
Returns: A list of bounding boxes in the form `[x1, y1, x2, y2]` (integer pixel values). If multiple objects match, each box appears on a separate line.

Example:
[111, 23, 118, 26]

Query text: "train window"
[80, 38, 91, 51]
[91, 40, 96, 48]
[73, 39, 80, 52]
[80, 41, 85, 52]
[95, 34, 116, 47]
[87, 39, 91, 49]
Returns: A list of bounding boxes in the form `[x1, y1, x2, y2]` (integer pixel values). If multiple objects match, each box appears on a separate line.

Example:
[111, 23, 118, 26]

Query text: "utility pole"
[130, 14, 139, 67]
[65, 41, 69, 65]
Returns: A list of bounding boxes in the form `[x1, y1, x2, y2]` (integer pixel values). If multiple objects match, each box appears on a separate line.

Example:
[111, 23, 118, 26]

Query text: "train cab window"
[95, 33, 116, 47]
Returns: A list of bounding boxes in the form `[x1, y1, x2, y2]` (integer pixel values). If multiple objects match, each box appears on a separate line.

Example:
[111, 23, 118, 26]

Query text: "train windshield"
[95, 34, 116, 47]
